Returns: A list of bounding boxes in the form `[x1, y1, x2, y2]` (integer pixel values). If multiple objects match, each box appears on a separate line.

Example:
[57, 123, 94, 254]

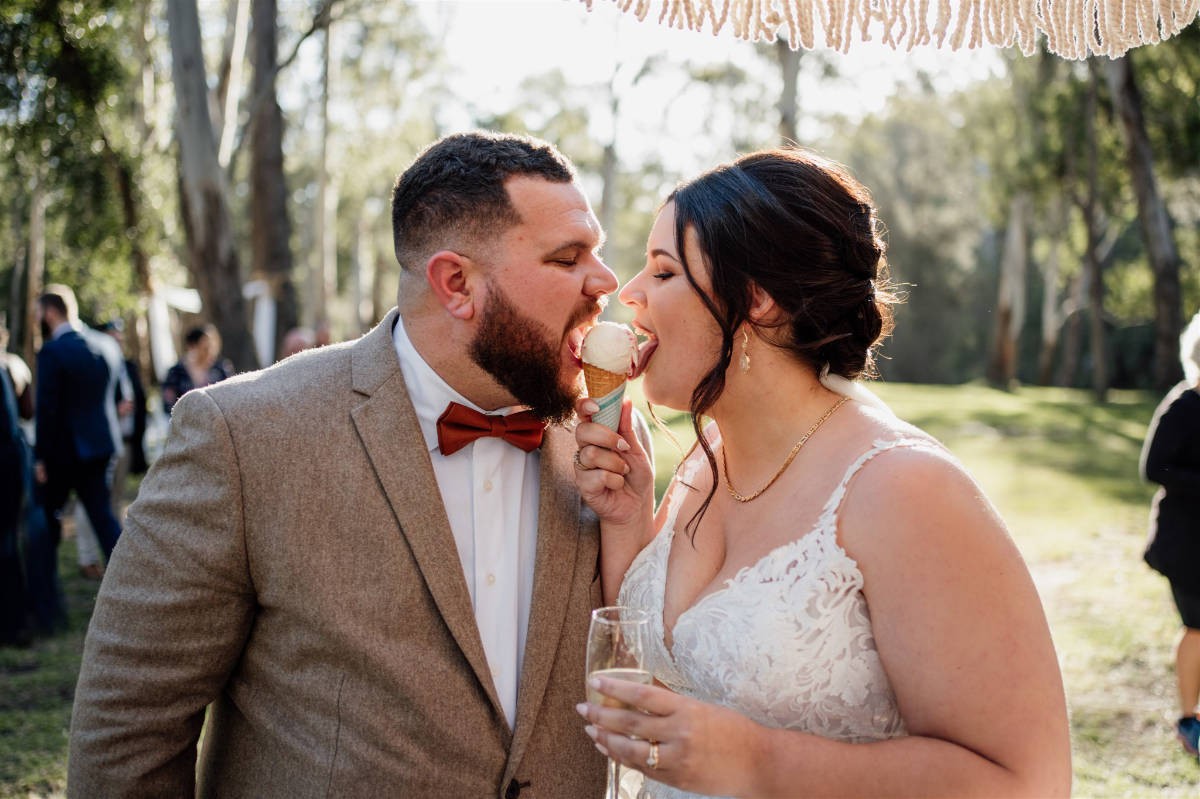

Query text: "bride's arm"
[574, 399, 657, 604]
[582, 446, 1071, 798]
[748, 446, 1070, 796]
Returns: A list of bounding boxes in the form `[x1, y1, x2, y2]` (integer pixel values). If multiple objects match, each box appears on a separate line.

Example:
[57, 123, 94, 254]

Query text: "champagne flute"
[586, 606, 651, 799]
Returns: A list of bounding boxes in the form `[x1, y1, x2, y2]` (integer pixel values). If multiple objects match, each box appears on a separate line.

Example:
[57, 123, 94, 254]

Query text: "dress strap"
[820, 437, 946, 522]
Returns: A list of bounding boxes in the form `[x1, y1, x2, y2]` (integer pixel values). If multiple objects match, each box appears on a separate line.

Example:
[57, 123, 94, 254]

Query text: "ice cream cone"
[583, 363, 626, 398]
[581, 321, 636, 431]
[583, 364, 626, 431]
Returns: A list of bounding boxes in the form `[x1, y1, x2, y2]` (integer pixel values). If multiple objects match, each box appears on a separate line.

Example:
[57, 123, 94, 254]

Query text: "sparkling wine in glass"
[586, 606, 650, 799]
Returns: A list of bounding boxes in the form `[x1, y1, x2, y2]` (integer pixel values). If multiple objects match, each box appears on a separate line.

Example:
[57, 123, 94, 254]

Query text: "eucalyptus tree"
[248, 0, 303, 359]
[1, 0, 140, 365]
[167, 0, 258, 370]
[1103, 46, 1188, 390]
[828, 86, 994, 385]
[306, 0, 441, 333]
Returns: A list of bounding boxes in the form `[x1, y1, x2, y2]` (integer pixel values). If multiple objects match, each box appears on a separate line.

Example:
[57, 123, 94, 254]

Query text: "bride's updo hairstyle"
[667, 148, 896, 535]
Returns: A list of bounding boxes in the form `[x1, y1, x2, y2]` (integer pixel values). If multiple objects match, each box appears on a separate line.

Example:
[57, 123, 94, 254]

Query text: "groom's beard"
[469, 280, 594, 424]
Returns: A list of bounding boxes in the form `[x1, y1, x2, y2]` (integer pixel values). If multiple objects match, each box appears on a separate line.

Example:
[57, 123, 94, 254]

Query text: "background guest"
[0, 363, 31, 645]
[101, 320, 148, 475]
[31, 285, 123, 630]
[1141, 308, 1200, 758]
[0, 322, 33, 422]
[161, 324, 231, 415]
[279, 326, 316, 360]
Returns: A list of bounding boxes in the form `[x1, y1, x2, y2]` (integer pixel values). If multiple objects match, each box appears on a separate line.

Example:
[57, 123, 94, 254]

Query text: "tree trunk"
[216, 0, 250, 167]
[104, 145, 154, 377]
[134, 0, 156, 146]
[106, 150, 152, 296]
[250, 0, 298, 363]
[776, 38, 801, 144]
[987, 193, 1029, 388]
[167, 0, 258, 372]
[372, 254, 387, 326]
[24, 174, 45, 373]
[126, 0, 159, 382]
[1104, 55, 1184, 391]
[1056, 273, 1085, 387]
[352, 206, 375, 335]
[8, 194, 28, 355]
[1036, 202, 1064, 385]
[1082, 62, 1107, 402]
[310, 22, 337, 329]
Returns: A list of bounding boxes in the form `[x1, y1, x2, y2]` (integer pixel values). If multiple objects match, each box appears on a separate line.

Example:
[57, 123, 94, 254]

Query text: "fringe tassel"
[578, 0, 1200, 59]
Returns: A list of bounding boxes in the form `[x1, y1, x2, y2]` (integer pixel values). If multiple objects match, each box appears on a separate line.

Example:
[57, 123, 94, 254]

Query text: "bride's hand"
[576, 673, 760, 797]
[573, 398, 654, 528]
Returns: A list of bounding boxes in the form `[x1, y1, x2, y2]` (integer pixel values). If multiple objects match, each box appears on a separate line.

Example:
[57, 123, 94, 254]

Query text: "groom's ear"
[426, 251, 476, 320]
[746, 283, 780, 325]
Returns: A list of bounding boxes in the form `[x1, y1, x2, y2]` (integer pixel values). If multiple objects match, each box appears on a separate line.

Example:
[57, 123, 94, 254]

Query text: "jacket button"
[505, 778, 528, 798]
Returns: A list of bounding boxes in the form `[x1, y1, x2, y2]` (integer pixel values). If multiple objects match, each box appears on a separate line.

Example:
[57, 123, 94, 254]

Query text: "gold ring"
[646, 740, 659, 770]
[573, 450, 590, 470]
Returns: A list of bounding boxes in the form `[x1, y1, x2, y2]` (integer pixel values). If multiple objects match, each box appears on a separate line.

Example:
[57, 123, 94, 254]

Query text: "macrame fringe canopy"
[579, 0, 1200, 60]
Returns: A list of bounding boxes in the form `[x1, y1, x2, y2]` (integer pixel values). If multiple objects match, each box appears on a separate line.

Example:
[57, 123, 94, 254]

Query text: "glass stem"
[607, 757, 621, 799]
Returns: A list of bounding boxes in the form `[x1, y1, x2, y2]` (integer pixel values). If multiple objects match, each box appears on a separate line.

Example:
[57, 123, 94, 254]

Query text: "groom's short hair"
[390, 131, 576, 271]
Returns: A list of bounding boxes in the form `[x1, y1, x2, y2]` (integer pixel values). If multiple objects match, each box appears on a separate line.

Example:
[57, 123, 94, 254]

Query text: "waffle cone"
[583, 363, 626, 398]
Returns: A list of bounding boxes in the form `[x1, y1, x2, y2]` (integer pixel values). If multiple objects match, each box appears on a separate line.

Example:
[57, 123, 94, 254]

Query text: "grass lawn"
[1, 527, 99, 798]
[2, 382, 1196, 796]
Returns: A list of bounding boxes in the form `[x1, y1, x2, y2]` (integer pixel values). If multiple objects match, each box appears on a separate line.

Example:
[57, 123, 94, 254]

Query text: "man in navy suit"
[32, 287, 123, 620]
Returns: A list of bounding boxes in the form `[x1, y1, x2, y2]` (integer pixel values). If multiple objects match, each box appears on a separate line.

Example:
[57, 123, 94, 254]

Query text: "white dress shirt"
[392, 316, 539, 729]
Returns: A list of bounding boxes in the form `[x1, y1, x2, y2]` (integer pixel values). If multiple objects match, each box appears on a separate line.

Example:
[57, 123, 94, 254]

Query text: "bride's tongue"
[631, 337, 658, 379]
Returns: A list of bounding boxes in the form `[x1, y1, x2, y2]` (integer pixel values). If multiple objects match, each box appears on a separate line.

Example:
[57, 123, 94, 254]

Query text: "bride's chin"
[640, 377, 682, 413]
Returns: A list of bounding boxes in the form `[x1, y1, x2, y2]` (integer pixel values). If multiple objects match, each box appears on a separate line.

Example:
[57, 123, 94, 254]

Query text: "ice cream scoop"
[581, 321, 637, 375]
[581, 322, 636, 430]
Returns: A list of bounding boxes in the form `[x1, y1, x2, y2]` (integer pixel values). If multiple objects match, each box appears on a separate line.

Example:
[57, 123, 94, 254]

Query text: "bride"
[572, 149, 1071, 798]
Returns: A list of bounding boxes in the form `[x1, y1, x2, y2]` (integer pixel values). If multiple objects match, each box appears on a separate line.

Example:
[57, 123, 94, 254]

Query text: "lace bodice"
[618, 437, 933, 799]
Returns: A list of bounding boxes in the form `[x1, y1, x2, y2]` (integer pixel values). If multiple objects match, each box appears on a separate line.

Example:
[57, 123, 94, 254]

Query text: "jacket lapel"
[348, 310, 506, 725]
[505, 423, 588, 772]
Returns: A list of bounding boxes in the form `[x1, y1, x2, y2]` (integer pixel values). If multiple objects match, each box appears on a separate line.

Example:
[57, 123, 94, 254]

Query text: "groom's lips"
[566, 316, 599, 369]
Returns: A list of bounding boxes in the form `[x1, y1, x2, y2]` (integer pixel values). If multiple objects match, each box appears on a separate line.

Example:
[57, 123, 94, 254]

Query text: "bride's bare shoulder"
[844, 400, 941, 451]
[836, 411, 1006, 558]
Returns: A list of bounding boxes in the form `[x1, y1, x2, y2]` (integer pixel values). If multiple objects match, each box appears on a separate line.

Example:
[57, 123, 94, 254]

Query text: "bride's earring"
[740, 329, 751, 374]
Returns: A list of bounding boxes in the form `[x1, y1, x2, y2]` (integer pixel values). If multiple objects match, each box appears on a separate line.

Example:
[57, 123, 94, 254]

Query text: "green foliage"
[828, 90, 996, 384]
[1129, 27, 1200, 180]
[274, 0, 442, 335]
[0, 0, 146, 327]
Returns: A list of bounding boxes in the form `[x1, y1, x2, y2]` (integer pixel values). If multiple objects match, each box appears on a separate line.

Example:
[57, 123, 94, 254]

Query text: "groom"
[68, 133, 619, 797]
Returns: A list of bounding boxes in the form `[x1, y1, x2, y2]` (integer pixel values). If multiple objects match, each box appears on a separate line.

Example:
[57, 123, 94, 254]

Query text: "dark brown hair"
[668, 148, 896, 536]
[390, 132, 575, 270]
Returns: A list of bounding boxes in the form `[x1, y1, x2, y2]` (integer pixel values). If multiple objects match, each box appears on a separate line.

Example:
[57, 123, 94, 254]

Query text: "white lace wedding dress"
[617, 432, 936, 799]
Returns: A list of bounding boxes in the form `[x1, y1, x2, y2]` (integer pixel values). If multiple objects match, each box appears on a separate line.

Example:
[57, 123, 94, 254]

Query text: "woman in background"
[162, 324, 231, 415]
[1141, 309, 1200, 758]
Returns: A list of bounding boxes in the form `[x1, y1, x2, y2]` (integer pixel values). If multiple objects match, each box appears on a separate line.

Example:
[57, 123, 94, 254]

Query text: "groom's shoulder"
[203, 335, 378, 419]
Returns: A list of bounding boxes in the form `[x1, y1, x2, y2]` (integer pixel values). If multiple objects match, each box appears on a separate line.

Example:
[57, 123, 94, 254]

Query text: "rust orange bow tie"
[435, 402, 546, 456]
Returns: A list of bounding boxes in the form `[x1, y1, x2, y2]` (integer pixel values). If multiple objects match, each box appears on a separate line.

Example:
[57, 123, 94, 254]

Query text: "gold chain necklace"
[721, 396, 851, 503]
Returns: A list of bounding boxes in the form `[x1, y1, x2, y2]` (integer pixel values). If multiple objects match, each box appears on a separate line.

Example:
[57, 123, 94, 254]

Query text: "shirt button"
[486, 573, 496, 586]
[483, 479, 494, 492]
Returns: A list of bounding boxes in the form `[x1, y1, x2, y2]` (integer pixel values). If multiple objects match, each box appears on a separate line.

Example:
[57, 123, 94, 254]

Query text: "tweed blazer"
[68, 310, 606, 798]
